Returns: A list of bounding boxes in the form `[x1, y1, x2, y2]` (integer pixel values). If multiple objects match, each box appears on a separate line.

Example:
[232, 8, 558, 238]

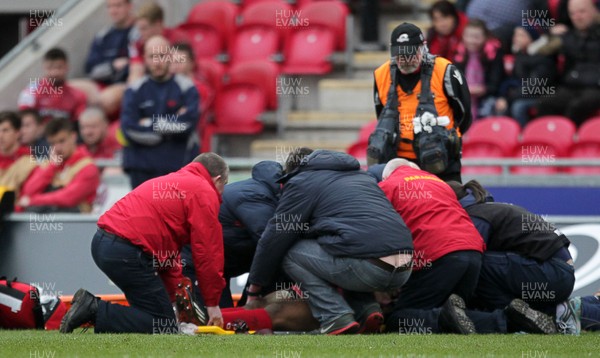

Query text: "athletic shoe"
[356, 303, 384, 334]
[175, 277, 208, 326]
[556, 297, 581, 335]
[505, 299, 557, 334]
[311, 313, 360, 335]
[59, 289, 98, 333]
[439, 294, 476, 334]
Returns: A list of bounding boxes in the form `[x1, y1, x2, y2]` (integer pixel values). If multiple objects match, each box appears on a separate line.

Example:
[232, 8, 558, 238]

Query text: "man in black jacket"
[182, 161, 283, 307]
[246, 149, 414, 335]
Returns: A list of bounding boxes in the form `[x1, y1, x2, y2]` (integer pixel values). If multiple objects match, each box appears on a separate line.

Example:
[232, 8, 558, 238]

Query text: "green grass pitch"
[3, 330, 598, 358]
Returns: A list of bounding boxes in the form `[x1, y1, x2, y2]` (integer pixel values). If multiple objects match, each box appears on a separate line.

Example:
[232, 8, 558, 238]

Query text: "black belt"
[368, 258, 411, 273]
[97, 228, 136, 247]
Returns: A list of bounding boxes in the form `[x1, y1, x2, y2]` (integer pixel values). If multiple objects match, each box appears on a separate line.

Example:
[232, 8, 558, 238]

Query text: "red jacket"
[20, 146, 99, 209]
[0, 146, 30, 170]
[87, 131, 122, 159]
[427, 12, 468, 60]
[379, 167, 484, 270]
[17, 80, 87, 123]
[97, 162, 225, 305]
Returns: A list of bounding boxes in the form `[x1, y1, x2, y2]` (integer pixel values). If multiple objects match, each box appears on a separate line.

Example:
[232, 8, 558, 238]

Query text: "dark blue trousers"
[385, 250, 482, 332]
[91, 229, 177, 333]
[474, 251, 575, 314]
[582, 295, 600, 332]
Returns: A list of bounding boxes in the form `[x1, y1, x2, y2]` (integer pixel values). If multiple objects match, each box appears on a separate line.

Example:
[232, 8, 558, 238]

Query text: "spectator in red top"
[79, 107, 121, 159]
[427, 1, 468, 59]
[378, 159, 485, 334]
[18, 48, 88, 125]
[17, 119, 100, 213]
[59, 153, 229, 334]
[128, 2, 181, 83]
[0, 111, 35, 192]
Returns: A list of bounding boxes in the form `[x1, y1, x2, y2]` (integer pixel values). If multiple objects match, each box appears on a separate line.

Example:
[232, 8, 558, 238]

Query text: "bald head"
[382, 158, 420, 180]
[569, 0, 599, 31]
[144, 35, 172, 81]
[79, 107, 108, 147]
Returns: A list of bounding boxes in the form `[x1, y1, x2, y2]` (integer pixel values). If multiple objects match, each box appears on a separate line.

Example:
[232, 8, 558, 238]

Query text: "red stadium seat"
[568, 117, 600, 174]
[281, 26, 335, 74]
[229, 1, 294, 65]
[297, 1, 348, 51]
[512, 116, 576, 174]
[346, 120, 377, 160]
[195, 58, 226, 93]
[211, 84, 266, 134]
[182, 0, 239, 57]
[462, 117, 521, 175]
[227, 60, 279, 110]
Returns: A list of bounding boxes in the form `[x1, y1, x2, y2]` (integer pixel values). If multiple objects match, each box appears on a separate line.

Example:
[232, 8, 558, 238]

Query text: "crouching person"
[59, 153, 229, 334]
[247, 149, 414, 335]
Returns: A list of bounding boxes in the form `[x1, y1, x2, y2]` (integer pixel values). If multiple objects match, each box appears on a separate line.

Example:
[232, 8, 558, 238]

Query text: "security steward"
[372, 22, 472, 182]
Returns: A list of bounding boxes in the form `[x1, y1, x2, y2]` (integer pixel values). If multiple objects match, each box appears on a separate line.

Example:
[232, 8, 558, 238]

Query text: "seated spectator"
[79, 107, 122, 159]
[169, 42, 214, 115]
[247, 148, 414, 335]
[495, 26, 558, 126]
[454, 19, 505, 119]
[121, 35, 199, 188]
[0, 111, 36, 191]
[447, 180, 575, 315]
[19, 109, 50, 161]
[18, 48, 87, 124]
[70, 0, 136, 119]
[182, 160, 283, 308]
[427, 0, 468, 59]
[536, 0, 600, 126]
[128, 2, 182, 83]
[17, 118, 100, 213]
[379, 159, 485, 334]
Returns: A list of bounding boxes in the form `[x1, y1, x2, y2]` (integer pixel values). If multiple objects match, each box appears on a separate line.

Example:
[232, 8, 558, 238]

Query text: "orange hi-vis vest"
[374, 57, 460, 159]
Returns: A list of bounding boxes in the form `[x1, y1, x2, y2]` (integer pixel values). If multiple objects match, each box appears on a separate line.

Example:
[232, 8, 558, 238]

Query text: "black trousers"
[536, 87, 600, 126]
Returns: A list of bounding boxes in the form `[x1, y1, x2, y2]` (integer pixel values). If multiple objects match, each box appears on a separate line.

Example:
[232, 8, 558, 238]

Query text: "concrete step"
[318, 78, 373, 112]
[286, 111, 374, 129]
[250, 139, 352, 159]
[353, 51, 390, 71]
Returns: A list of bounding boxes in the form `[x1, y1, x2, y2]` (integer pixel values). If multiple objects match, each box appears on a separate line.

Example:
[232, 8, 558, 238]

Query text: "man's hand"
[112, 57, 129, 71]
[495, 98, 508, 113]
[17, 196, 30, 208]
[206, 306, 223, 327]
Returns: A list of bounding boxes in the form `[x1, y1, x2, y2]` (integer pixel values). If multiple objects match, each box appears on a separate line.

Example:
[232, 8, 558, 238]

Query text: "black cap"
[390, 22, 425, 57]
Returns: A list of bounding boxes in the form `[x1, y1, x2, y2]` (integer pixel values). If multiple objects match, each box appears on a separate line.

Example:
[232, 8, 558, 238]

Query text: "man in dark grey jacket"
[246, 149, 414, 335]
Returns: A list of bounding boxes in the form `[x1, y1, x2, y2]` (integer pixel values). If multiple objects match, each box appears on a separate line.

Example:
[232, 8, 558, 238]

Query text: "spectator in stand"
[128, 2, 182, 83]
[71, 0, 137, 119]
[17, 119, 100, 213]
[536, 0, 600, 126]
[18, 48, 88, 125]
[19, 109, 49, 161]
[79, 107, 121, 159]
[427, 1, 468, 59]
[495, 26, 558, 126]
[453, 19, 505, 120]
[0, 112, 36, 191]
[121, 35, 199, 189]
[466, 0, 532, 51]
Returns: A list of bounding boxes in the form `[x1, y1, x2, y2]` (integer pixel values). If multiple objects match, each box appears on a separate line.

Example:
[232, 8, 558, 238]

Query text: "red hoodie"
[427, 12, 468, 60]
[379, 166, 484, 270]
[20, 145, 99, 209]
[97, 162, 225, 305]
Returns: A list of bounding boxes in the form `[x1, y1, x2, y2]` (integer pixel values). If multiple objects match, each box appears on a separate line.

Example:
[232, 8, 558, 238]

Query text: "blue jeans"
[91, 229, 177, 334]
[474, 251, 575, 314]
[510, 98, 538, 127]
[282, 239, 411, 325]
[581, 295, 600, 331]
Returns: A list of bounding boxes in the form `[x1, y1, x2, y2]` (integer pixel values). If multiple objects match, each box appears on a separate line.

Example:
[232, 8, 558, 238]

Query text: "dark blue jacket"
[85, 25, 134, 84]
[121, 74, 199, 172]
[248, 150, 414, 287]
[220, 161, 282, 278]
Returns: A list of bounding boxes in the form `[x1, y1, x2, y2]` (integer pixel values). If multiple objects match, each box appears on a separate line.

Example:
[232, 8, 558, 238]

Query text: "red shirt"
[87, 132, 122, 159]
[0, 146, 31, 170]
[97, 162, 225, 305]
[18, 80, 87, 122]
[20, 146, 100, 208]
[379, 166, 484, 270]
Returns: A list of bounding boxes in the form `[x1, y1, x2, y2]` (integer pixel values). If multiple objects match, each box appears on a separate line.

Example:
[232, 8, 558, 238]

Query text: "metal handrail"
[0, 0, 81, 71]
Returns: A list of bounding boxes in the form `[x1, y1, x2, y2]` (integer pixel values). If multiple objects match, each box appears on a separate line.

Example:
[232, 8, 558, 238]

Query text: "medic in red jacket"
[97, 160, 226, 306]
[379, 162, 484, 269]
